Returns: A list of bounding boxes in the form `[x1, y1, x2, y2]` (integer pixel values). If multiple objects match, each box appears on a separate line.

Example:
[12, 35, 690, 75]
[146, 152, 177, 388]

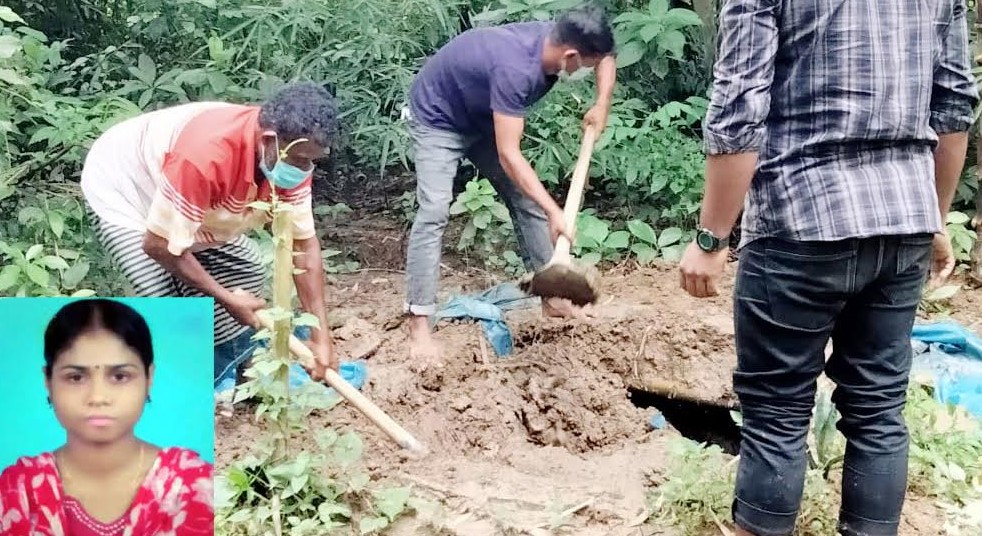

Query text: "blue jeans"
[732, 235, 933, 536]
[404, 119, 554, 316]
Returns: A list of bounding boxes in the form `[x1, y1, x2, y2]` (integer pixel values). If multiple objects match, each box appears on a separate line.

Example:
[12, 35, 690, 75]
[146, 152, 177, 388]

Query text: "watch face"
[697, 231, 716, 251]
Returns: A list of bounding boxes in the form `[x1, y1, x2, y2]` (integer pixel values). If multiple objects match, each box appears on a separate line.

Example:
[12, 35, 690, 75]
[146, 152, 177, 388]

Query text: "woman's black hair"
[44, 299, 153, 378]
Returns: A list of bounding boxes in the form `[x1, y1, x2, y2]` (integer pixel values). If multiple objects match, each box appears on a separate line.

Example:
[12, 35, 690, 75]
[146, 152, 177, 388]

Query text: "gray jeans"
[404, 119, 553, 316]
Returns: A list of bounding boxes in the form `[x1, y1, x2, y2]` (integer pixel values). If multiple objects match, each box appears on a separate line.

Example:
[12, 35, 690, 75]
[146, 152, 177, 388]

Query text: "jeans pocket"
[896, 234, 933, 277]
[762, 239, 857, 331]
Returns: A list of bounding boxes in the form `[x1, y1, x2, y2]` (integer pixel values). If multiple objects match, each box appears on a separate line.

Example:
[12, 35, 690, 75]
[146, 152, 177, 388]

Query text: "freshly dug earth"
[215, 260, 979, 535]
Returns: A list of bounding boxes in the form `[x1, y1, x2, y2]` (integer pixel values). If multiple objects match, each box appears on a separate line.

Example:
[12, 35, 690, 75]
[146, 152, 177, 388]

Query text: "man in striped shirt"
[679, 1, 977, 535]
[81, 82, 339, 385]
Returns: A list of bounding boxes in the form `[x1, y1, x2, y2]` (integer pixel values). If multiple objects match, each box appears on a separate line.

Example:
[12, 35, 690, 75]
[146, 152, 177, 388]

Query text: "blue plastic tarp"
[289, 360, 367, 393]
[911, 321, 982, 418]
[649, 411, 667, 430]
[434, 282, 539, 357]
[214, 361, 367, 397]
[214, 324, 368, 399]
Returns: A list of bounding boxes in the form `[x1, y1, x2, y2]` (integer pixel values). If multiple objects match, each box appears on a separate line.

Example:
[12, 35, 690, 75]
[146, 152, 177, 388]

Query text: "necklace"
[58, 443, 147, 492]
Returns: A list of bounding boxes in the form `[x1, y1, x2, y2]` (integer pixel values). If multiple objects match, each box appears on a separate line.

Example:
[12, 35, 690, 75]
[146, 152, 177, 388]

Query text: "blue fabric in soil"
[910, 321, 982, 419]
[434, 282, 539, 358]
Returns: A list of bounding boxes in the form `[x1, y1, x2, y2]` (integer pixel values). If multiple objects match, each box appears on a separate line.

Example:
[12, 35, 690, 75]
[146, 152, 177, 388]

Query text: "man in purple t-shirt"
[403, 5, 617, 365]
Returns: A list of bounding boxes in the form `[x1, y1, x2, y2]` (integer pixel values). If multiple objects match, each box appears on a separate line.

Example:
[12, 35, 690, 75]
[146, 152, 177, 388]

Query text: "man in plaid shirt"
[680, 1, 978, 535]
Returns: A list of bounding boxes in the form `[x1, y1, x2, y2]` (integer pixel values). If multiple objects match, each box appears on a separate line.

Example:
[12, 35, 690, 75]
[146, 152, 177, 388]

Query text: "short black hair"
[552, 4, 615, 57]
[259, 81, 339, 147]
[44, 299, 153, 378]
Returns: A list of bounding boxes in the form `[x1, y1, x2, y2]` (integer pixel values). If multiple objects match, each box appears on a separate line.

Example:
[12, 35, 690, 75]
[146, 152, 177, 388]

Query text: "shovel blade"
[520, 262, 600, 305]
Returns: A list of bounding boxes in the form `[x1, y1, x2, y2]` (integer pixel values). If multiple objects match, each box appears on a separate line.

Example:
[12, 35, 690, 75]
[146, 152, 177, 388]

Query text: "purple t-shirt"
[409, 21, 557, 135]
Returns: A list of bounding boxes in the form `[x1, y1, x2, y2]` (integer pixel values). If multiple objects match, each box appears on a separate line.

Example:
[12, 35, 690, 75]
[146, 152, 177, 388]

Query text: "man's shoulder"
[491, 20, 553, 49]
[447, 20, 552, 50]
[169, 104, 258, 162]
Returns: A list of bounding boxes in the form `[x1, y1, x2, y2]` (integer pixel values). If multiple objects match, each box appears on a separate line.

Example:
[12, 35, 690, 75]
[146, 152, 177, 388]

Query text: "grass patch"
[648, 382, 982, 535]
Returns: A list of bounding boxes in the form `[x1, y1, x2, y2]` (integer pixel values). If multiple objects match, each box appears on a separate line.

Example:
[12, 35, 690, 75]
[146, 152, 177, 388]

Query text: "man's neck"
[60, 435, 142, 479]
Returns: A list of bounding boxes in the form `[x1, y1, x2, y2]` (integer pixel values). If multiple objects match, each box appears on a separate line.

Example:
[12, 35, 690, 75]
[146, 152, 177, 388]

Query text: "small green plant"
[322, 248, 360, 275]
[626, 218, 685, 263]
[215, 427, 423, 535]
[947, 211, 977, 264]
[391, 190, 417, 227]
[0, 241, 95, 297]
[313, 202, 354, 219]
[216, 186, 421, 535]
[651, 382, 982, 535]
[905, 382, 982, 506]
[0, 192, 120, 297]
[470, 0, 583, 26]
[920, 284, 961, 315]
[808, 390, 845, 479]
[612, 0, 704, 77]
[796, 470, 839, 535]
[449, 177, 517, 255]
[647, 437, 736, 535]
[573, 211, 688, 265]
[573, 211, 629, 264]
[649, 437, 840, 536]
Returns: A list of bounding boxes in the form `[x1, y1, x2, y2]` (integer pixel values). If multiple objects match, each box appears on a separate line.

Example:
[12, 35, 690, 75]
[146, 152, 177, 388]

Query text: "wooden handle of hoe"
[554, 126, 598, 261]
[257, 316, 426, 453]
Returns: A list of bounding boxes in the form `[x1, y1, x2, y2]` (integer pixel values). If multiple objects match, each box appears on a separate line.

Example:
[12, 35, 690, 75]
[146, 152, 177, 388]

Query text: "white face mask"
[558, 56, 594, 83]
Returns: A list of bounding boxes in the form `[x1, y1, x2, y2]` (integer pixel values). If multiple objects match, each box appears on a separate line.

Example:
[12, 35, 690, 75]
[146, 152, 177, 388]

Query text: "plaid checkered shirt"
[704, 0, 979, 247]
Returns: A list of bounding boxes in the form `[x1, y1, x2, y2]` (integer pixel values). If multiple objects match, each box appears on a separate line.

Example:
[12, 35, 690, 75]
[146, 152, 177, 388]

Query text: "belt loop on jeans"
[875, 236, 885, 276]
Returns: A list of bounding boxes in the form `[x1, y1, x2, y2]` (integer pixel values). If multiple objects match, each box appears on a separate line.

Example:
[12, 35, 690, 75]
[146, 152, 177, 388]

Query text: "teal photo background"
[0, 297, 215, 468]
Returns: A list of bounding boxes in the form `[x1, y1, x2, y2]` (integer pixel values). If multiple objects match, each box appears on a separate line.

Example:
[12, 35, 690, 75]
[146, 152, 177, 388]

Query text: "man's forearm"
[934, 132, 969, 223]
[144, 234, 232, 303]
[499, 152, 563, 216]
[594, 55, 616, 107]
[699, 153, 759, 237]
[293, 236, 332, 345]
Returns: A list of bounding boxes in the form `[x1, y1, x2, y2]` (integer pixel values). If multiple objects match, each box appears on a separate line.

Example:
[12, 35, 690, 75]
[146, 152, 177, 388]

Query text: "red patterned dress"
[0, 447, 213, 535]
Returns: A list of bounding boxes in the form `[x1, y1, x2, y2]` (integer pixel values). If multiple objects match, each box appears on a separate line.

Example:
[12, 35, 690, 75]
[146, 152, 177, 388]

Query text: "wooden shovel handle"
[555, 126, 598, 259]
[257, 314, 426, 453]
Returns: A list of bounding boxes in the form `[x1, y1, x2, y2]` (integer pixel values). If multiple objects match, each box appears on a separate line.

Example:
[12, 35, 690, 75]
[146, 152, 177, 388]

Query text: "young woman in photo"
[0, 298, 213, 535]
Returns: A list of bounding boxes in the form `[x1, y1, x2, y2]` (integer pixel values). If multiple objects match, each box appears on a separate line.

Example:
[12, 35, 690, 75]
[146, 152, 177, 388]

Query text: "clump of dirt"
[333, 317, 382, 360]
[363, 319, 649, 456]
[512, 357, 640, 450]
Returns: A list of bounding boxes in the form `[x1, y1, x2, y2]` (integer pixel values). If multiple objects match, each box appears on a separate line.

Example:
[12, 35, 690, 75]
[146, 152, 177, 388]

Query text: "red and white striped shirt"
[81, 102, 315, 256]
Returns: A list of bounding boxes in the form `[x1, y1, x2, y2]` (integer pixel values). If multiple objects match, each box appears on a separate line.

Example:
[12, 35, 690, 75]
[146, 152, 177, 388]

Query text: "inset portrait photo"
[0, 297, 216, 535]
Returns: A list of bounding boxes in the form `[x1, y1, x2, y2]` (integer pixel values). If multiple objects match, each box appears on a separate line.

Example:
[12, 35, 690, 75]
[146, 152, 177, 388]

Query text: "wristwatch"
[695, 228, 730, 253]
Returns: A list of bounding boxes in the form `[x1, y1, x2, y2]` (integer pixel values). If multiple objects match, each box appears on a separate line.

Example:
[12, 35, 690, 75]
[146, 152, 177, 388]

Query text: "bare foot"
[407, 315, 443, 371]
[541, 297, 595, 319]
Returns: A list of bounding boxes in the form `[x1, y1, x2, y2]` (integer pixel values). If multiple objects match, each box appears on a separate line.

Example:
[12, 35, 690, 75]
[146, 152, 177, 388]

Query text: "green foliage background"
[0, 0, 978, 294]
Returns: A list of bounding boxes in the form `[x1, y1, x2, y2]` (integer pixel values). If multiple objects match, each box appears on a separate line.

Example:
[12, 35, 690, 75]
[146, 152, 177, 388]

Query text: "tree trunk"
[690, 0, 719, 71]
[690, 0, 718, 52]
[271, 196, 294, 458]
[972, 5, 982, 284]
[971, 149, 982, 283]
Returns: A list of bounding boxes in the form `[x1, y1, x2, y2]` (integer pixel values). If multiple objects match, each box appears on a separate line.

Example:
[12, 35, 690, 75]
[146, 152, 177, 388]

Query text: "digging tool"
[256, 313, 427, 454]
[519, 126, 601, 305]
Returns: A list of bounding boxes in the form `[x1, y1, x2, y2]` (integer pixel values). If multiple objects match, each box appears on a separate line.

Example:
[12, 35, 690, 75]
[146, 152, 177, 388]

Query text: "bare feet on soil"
[407, 314, 444, 372]
[542, 296, 596, 319]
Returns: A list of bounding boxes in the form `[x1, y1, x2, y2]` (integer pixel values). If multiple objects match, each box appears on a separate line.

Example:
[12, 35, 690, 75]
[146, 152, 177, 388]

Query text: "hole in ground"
[629, 388, 742, 455]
